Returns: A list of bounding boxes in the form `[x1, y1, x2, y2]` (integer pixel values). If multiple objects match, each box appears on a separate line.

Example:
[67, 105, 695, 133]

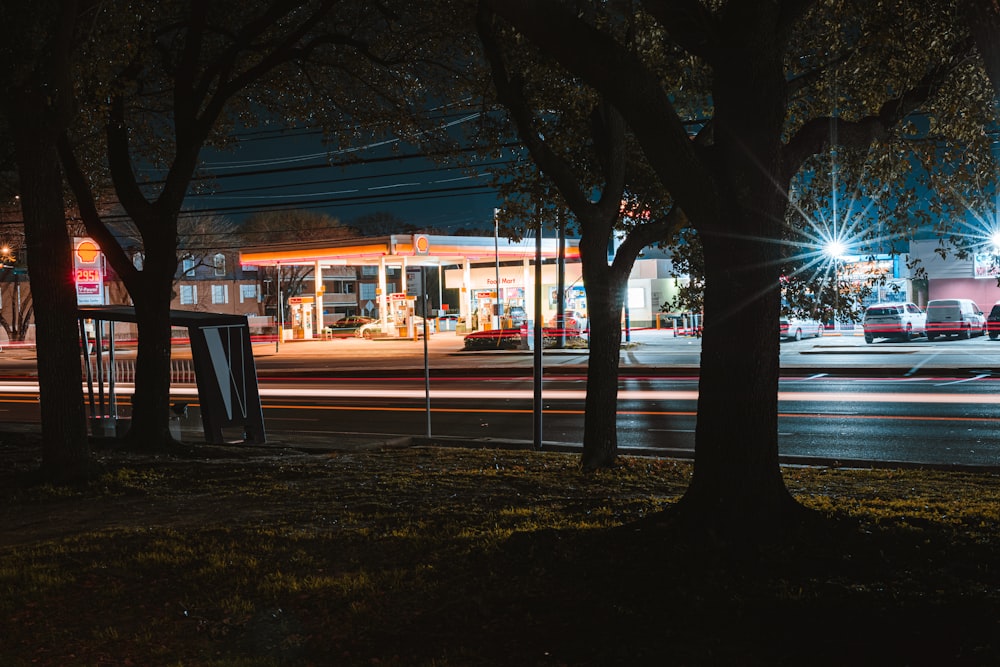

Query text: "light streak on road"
[4, 383, 1000, 406]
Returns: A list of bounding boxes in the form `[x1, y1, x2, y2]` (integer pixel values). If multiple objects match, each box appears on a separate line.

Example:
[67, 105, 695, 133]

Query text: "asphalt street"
[5, 327, 1000, 469]
[247, 326, 1000, 377]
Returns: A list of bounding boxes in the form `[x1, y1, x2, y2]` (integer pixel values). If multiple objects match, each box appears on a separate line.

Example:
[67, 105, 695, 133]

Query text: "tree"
[480, 0, 987, 539]
[477, 9, 681, 470]
[0, 0, 95, 481]
[57, 1, 469, 448]
[351, 211, 415, 235]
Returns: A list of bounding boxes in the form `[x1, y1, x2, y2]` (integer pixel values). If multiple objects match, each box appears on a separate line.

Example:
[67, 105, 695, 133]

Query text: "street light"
[824, 239, 847, 260]
[990, 231, 1000, 253]
[823, 240, 847, 331]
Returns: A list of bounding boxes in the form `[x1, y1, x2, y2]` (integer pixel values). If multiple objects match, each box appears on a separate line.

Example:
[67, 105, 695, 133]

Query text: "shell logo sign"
[74, 237, 106, 305]
[76, 240, 100, 263]
[413, 234, 430, 255]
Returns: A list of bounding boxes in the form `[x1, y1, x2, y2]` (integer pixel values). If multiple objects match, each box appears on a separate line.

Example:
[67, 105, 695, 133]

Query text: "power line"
[83, 182, 498, 222]
[193, 158, 511, 198]
[137, 141, 521, 186]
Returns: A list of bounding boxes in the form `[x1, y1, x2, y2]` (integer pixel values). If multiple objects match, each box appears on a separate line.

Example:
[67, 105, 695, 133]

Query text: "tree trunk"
[125, 237, 178, 448]
[676, 229, 801, 536]
[670, 27, 808, 539]
[580, 277, 626, 470]
[11, 122, 94, 482]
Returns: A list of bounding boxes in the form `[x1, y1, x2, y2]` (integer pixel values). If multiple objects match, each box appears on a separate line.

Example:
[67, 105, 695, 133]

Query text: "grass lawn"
[1, 432, 999, 666]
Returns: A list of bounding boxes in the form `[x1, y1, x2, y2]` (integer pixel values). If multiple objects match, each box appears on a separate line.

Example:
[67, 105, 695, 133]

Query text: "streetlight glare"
[824, 239, 847, 259]
[990, 231, 1000, 252]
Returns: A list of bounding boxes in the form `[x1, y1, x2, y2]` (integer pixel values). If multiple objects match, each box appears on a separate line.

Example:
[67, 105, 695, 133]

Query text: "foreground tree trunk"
[671, 26, 807, 537]
[13, 128, 93, 480]
[578, 246, 627, 469]
[124, 222, 179, 448]
[2, 2, 96, 481]
[675, 230, 802, 536]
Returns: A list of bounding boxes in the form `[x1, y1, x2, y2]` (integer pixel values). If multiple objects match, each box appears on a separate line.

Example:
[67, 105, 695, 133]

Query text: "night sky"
[185, 124, 502, 233]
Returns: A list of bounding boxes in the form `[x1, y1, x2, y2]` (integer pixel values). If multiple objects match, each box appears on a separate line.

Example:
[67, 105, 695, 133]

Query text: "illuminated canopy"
[239, 233, 581, 267]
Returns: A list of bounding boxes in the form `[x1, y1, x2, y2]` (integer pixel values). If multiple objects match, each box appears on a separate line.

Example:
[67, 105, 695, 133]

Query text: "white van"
[925, 299, 987, 340]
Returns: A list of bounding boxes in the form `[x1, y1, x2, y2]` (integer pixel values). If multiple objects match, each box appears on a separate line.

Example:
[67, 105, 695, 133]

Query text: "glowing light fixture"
[823, 239, 847, 259]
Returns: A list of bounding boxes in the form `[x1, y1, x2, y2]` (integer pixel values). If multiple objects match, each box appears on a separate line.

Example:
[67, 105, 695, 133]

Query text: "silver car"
[863, 302, 926, 343]
[779, 316, 824, 341]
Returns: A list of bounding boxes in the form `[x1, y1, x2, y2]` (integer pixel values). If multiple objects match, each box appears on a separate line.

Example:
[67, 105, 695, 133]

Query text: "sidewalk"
[249, 327, 668, 375]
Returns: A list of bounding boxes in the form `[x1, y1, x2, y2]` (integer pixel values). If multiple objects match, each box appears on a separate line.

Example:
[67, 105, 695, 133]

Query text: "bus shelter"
[78, 305, 265, 444]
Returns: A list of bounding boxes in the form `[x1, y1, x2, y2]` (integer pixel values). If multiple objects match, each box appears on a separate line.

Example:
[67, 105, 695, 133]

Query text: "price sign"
[74, 237, 105, 305]
[76, 268, 101, 283]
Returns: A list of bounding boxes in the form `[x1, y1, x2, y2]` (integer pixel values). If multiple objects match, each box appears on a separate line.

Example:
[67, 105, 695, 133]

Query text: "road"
[236, 373, 998, 467]
[2, 329, 1000, 467]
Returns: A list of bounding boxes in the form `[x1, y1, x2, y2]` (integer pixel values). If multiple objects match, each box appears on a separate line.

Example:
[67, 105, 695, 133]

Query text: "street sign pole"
[533, 209, 543, 450]
[422, 267, 431, 437]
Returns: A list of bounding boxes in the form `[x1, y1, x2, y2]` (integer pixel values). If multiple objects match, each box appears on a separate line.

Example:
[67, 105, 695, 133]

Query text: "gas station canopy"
[240, 233, 584, 339]
[239, 233, 580, 267]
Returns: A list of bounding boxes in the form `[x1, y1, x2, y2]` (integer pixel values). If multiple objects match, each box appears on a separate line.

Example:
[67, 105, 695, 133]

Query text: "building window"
[212, 284, 229, 304]
[240, 284, 259, 303]
[180, 284, 197, 305]
[181, 256, 195, 276]
[361, 266, 378, 276]
[360, 283, 376, 300]
[213, 253, 226, 277]
[328, 280, 356, 294]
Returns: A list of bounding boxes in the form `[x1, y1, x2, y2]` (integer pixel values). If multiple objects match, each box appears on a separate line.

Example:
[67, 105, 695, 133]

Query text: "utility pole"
[533, 203, 544, 450]
[556, 210, 566, 348]
[494, 209, 502, 328]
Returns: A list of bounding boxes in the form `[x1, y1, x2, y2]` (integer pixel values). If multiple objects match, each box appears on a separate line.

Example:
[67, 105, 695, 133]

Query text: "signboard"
[413, 234, 430, 255]
[974, 253, 1000, 279]
[74, 237, 105, 305]
[406, 267, 423, 295]
[287, 296, 315, 305]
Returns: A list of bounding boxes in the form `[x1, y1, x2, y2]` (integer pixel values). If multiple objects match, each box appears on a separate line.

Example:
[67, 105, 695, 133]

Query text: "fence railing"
[83, 357, 198, 385]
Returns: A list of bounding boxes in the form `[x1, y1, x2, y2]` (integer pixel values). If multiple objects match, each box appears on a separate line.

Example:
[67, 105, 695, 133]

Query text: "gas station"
[240, 234, 588, 338]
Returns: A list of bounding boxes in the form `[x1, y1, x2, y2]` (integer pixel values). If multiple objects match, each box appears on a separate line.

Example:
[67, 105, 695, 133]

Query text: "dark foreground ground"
[1, 432, 999, 666]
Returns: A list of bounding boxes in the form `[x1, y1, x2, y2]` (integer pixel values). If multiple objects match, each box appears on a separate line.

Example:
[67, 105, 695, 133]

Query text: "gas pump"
[388, 293, 413, 337]
[287, 296, 315, 339]
[404, 297, 418, 338]
[479, 299, 494, 331]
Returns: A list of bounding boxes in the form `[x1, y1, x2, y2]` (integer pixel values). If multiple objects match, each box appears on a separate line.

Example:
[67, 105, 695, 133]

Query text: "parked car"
[988, 302, 1000, 340]
[779, 316, 824, 341]
[463, 328, 524, 351]
[925, 298, 986, 340]
[862, 302, 927, 343]
[324, 315, 374, 337]
[356, 316, 431, 339]
[548, 309, 588, 332]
